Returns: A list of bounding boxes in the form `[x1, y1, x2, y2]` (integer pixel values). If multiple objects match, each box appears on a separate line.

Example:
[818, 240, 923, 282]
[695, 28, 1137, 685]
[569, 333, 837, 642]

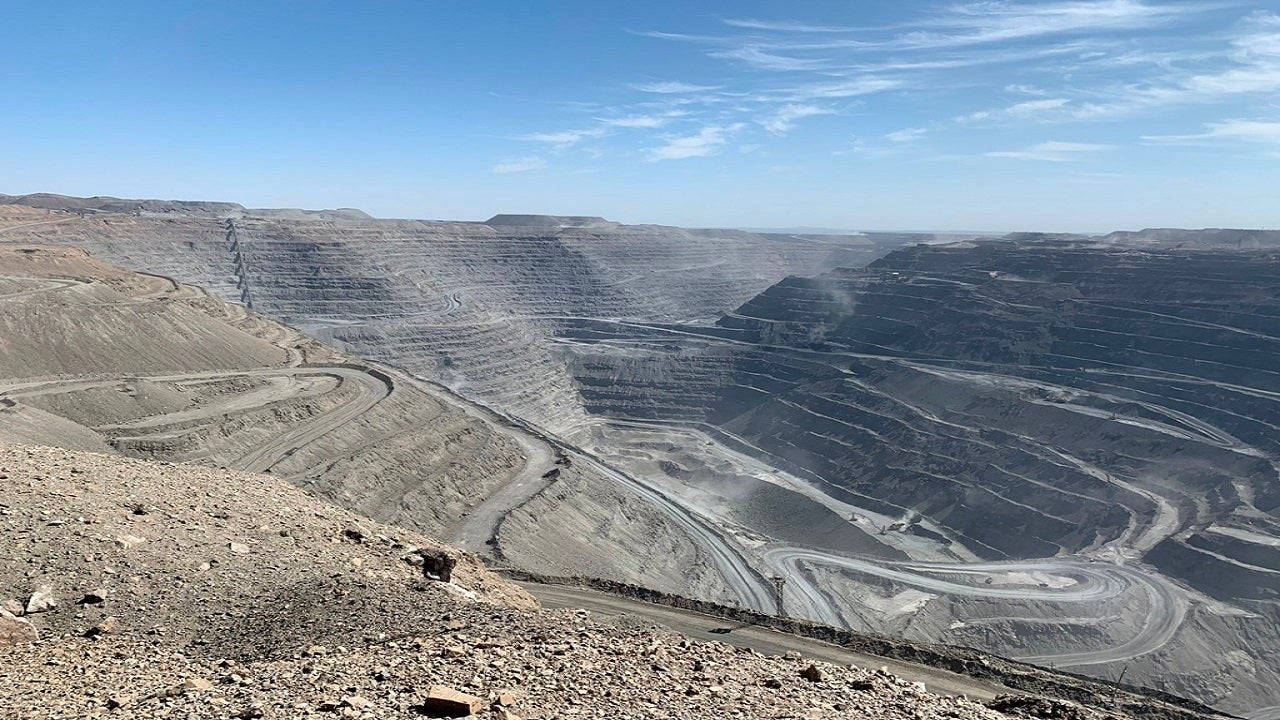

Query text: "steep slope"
[0, 443, 1227, 720]
[6, 196, 1274, 713]
[551, 240, 1280, 713]
[0, 230, 749, 605]
[0, 198, 898, 433]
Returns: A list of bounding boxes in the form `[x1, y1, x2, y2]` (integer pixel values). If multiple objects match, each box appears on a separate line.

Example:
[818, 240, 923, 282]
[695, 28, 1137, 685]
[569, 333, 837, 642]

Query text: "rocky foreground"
[1, 442, 1078, 720]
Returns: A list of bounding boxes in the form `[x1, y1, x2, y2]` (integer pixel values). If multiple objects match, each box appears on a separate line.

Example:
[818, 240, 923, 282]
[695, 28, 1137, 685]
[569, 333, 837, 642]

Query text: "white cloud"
[722, 18, 867, 33]
[785, 77, 902, 100]
[957, 98, 1071, 123]
[903, 0, 1217, 50]
[985, 140, 1114, 161]
[885, 127, 928, 142]
[1006, 83, 1052, 96]
[649, 124, 744, 160]
[709, 46, 830, 71]
[599, 115, 667, 128]
[1142, 119, 1280, 144]
[518, 128, 608, 149]
[761, 104, 833, 134]
[491, 156, 547, 174]
[1065, 12, 1280, 119]
[631, 81, 722, 94]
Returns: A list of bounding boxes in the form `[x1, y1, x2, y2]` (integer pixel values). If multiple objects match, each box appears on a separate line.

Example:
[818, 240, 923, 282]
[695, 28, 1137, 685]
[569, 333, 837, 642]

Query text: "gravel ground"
[0, 443, 1112, 719]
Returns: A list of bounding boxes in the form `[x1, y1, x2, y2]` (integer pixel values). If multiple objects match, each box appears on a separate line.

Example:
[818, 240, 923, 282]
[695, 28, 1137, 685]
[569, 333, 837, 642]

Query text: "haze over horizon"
[3, 0, 1278, 232]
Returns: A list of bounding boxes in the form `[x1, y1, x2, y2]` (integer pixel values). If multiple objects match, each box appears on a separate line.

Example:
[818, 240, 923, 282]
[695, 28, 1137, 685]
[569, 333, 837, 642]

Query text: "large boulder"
[0, 608, 37, 645]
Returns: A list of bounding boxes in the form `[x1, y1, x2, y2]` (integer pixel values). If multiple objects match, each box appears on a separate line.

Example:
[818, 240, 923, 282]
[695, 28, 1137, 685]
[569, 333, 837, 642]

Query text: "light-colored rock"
[115, 534, 146, 550]
[177, 677, 213, 693]
[24, 585, 57, 614]
[420, 685, 484, 717]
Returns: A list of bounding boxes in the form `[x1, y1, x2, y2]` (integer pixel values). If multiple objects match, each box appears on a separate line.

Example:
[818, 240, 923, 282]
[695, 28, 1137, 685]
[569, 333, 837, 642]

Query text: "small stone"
[800, 663, 823, 682]
[24, 585, 57, 614]
[763, 678, 783, 689]
[115, 534, 146, 550]
[419, 685, 484, 717]
[106, 696, 127, 710]
[228, 541, 250, 554]
[81, 588, 108, 604]
[2, 599, 23, 616]
[163, 677, 213, 697]
[341, 695, 373, 709]
[181, 677, 214, 692]
[495, 691, 518, 707]
[84, 616, 118, 638]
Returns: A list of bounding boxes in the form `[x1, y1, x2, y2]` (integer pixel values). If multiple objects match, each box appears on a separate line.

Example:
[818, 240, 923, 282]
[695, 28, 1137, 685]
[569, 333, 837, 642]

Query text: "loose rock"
[419, 685, 484, 717]
[24, 584, 57, 614]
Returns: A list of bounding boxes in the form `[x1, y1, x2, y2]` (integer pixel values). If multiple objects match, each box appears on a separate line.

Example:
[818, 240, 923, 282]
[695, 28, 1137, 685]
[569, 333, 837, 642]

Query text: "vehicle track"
[0, 275, 85, 301]
[0, 366, 392, 475]
[763, 546, 1187, 667]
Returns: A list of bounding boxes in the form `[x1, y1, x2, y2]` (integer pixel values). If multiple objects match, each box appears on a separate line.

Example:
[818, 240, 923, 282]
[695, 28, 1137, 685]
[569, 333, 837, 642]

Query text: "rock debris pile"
[1, 442, 1088, 720]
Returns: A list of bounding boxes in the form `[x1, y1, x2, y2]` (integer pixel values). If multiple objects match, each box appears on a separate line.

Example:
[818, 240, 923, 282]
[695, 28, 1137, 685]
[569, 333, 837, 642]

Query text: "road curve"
[573, 451, 777, 613]
[0, 274, 85, 301]
[450, 415, 558, 552]
[764, 546, 1186, 667]
[234, 366, 391, 473]
[0, 365, 394, 477]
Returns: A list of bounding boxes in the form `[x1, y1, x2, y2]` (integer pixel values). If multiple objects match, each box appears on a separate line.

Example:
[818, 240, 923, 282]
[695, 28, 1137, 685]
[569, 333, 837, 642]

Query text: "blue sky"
[2, 1, 1278, 231]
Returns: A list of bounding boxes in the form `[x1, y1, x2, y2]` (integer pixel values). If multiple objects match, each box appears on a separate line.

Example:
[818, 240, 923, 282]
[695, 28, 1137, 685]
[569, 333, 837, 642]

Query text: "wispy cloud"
[900, 0, 1220, 50]
[499, 3, 1266, 174]
[709, 46, 831, 71]
[491, 156, 547, 174]
[599, 115, 668, 128]
[1006, 83, 1053, 96]
[518, 128, 609, 149]
[761, 104, 833, 134]
[722, 18, 872, 33]
[1066, 11, 1280, 118]
[957, 98, 1071, 123]
[986, 140, 1114, 161]
[631, 80, 722, 93]
[650, 124, 744, 160]
[885, 127, 928, 142]
[785, 77, 902, 100]
[1142, 118, 1280, 144]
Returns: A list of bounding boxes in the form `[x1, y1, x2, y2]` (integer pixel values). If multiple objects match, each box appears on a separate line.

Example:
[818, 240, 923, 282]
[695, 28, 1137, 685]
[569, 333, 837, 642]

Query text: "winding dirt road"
[763, 547, 1187, 667]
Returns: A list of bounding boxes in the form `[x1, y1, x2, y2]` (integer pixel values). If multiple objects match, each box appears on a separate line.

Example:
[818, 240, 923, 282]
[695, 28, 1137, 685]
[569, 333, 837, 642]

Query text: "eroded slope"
[551, 240, 1280, 713]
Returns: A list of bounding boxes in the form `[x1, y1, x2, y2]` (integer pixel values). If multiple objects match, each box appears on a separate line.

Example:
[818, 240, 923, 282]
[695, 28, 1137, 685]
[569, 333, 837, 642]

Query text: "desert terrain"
[2, 194, 1277, 716]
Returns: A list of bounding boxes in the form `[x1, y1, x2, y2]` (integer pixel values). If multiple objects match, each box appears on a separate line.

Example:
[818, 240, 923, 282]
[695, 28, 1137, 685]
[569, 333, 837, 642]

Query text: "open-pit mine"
[2, 193, 1278, 717]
